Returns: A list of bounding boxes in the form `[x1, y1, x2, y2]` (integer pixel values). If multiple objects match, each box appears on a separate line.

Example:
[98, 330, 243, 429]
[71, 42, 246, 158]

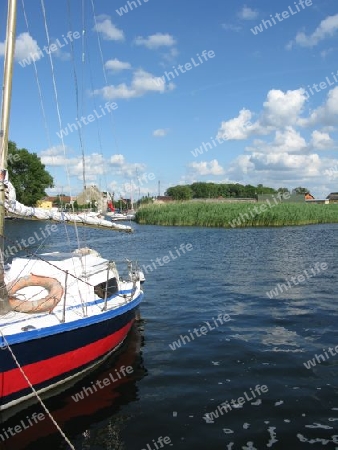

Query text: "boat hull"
[0, 304, 140, 411]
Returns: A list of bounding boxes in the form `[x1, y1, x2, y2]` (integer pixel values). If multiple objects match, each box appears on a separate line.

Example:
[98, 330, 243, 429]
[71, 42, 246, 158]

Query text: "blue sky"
[0, 0, 338, 199]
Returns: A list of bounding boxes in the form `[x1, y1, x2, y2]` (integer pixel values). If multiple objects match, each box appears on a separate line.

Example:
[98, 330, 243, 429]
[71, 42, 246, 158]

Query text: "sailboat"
[0, 0, 144, 414]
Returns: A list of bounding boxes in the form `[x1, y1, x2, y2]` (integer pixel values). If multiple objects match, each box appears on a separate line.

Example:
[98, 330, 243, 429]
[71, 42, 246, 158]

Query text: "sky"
[0, 0, 338, 200]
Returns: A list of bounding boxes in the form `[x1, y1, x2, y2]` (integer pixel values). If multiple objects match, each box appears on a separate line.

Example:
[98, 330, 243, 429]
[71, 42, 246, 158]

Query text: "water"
[1, 220, 338, 449]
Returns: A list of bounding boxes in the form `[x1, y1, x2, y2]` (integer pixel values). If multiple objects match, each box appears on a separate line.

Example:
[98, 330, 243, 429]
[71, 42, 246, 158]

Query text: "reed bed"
[135, 202, 338, 228]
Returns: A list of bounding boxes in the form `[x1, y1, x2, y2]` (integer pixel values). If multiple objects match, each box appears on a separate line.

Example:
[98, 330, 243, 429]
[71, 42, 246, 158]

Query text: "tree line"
[165, 183, 309, 200]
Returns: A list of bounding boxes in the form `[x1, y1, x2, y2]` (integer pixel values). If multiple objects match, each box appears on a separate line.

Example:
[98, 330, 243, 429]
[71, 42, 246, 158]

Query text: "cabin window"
[94, 277, 118, 299]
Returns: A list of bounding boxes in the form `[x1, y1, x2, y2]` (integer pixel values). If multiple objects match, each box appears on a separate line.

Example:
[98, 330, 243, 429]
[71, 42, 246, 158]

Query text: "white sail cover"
[4, 180, 132, 232]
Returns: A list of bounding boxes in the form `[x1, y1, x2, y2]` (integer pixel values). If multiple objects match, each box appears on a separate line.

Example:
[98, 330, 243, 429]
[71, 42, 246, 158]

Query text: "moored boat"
[0, 0, 144, 416]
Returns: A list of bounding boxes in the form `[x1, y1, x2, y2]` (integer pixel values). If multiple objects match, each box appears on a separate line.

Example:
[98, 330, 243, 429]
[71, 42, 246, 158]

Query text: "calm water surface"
[1, 220, 338, 450]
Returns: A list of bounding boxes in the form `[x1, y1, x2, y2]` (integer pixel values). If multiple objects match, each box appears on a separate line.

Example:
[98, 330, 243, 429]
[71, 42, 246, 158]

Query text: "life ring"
[8, 274, 64, 314]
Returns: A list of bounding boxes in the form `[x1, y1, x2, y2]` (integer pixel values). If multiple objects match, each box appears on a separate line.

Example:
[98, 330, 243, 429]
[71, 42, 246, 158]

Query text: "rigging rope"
[39, 0, 87, 276]
[21, 0, 52, 153]
[90, 0, 120, 155]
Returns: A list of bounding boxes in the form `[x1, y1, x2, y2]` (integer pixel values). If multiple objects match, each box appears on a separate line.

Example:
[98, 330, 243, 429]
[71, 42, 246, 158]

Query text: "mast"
[0, 0, 17, 314]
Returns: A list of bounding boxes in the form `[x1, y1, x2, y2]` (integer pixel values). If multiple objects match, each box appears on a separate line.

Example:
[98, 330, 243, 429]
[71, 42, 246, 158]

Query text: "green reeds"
[135, 201, 338, 228]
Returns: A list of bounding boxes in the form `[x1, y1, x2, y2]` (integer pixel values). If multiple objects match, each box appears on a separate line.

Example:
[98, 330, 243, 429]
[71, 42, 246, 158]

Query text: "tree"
[165, 185, 192, 200]
[8, 141, 54, 205]
[277, 187, 290, 194]
[292, 187, 309, 195]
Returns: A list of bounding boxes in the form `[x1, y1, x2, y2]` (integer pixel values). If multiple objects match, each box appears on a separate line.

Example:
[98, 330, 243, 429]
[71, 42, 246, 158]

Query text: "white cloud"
[161, 47, 179, 63]
[238, 5, 258, 20]
[40, 145, 66, 157]
[15, 33, 41, 61]
[110, 154, 125, 166]
[222, 23, 242, 32]
[40, 155, 74, 167]
[212, 86, 338, 196]
[0, 32, 41, 62]
[246, 127, 307, 154]
[153, 129, 169, 137]
[217, 108, 255, 140]
[261, 89, 307, 128]
[311, 130, 334, 150]
[40, 146, 75, 167]
[51, 40, 71, 61]
[188, 159, 224, 176]
[41, 147, 146, 182]
[216, 89, 308, 143]
[134, 33, 176, 49]
[92, 69, 175, 99]
[299, 86, 338, 127]
[93, 15, 124, 41]
[250, 153, 321, 176]
[105, 59, 131, 71]
[71, 154, 107, 180]
[287, 14, 338, 48]
[110, 154, 145, 177]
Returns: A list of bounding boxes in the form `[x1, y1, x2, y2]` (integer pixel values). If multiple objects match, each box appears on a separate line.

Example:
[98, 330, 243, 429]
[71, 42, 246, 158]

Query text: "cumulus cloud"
[261, 89, 307, 128]
[105, 59, 131, 71]
[212, 85, 338, 195]
[153, 129, 169, 137]
[110, 154, 145, 177]
[93, 15, 124, 41]
[246, 127, 307, 154]
[217, 109, 255, 140]
[238, 5, 258, 20]
[188, 159, 224, 176]
[0, 32, 41, 62]
[40, 147, 146, 182]
[221, 23, 242, 32]
[134, 33, 176, 49]
[311, 130, 334, 150]
[92, 69, 175, 99]
[287, 14, 338, 49]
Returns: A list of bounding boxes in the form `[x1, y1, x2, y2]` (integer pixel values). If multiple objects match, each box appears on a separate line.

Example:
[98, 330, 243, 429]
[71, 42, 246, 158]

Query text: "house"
[36, 199, 53, 208]
[36, 195, 76, 209]
[326, 192, 338, 203]
[305, 192, 315, 200]
[76, 185, 107, 212]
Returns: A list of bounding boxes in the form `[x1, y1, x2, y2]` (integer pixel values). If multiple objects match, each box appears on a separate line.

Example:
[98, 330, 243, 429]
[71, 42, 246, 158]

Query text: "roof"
[326, 192, 338, 199]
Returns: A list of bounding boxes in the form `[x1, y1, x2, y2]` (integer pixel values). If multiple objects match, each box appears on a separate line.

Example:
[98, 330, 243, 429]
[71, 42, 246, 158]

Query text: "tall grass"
[135, 202, 338, 228]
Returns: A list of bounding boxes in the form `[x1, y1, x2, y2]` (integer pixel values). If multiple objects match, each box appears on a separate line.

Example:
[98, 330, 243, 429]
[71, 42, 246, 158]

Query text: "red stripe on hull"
[1, 320, 134, 398]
